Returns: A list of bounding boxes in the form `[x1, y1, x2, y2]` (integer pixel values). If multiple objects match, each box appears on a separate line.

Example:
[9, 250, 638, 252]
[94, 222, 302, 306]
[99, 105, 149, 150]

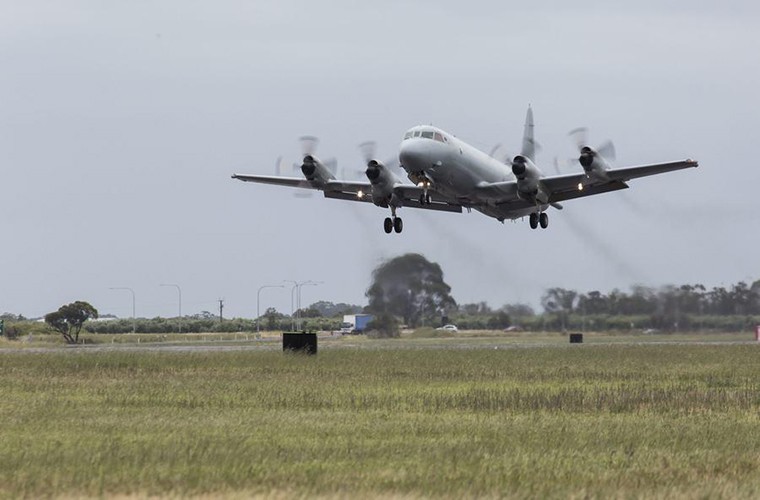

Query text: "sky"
[1, 1, 759, 319]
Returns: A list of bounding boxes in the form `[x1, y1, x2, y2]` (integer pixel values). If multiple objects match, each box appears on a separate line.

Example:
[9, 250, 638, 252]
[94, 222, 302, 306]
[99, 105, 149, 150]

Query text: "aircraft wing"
[393, 185, 463, 213]
[541, 159, 698, 202]
[474, 181, 520, 202]
[604, 159, 698, 182]
[232, 174, 462, 213]
[232, 174, 316, 189]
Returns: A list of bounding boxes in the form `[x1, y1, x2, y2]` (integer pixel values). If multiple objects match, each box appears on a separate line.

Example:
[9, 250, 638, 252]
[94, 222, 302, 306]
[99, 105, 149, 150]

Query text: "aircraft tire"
[539, 212, 549, 229]
[384, 217, 393, 234]
[393, 217, 403, 233]
[529, 213, 539, 229]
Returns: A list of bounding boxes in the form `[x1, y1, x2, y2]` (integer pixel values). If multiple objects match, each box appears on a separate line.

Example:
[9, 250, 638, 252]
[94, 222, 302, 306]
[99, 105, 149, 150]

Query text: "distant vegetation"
[3, 275, 760, 338]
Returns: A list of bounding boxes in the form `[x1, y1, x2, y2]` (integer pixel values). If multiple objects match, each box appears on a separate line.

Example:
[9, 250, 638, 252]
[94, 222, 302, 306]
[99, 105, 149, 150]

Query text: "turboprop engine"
[579, 146, 611, 173]
[512, 155, 549, 203]
[365, 160, 398, 207]
[298, 136, 336, 185]
[570, 128, 615, 181]
[301, 155, 335, 184]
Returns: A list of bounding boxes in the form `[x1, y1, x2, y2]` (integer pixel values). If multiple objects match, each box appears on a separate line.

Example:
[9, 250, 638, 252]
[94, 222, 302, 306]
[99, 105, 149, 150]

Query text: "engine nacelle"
[365, 160, 398, 207]
[578, 147, 611, 180]
[301, 155, 335, 184]
[579, 147, 595, 169]
[512, 155, 548, 202]
[512, 155, 542, 180]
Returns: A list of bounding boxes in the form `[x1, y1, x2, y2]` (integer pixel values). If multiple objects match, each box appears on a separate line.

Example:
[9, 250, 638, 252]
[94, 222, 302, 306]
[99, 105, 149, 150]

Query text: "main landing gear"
[383, 206, 403, 234]
[529, 212, 549, 230]
[384, 217, 403, 234]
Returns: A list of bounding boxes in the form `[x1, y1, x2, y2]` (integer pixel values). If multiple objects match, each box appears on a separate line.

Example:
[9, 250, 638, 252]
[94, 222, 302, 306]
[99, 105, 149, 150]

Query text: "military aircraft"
[232, 108, 697, 234]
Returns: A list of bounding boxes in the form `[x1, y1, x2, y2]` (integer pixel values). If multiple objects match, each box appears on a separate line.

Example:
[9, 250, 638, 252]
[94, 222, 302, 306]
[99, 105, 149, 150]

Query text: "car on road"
[436, 324, 458, 332]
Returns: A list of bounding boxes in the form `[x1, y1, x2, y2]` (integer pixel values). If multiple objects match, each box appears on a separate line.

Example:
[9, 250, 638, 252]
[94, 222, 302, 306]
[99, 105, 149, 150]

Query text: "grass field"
[1, 338, 759, 498]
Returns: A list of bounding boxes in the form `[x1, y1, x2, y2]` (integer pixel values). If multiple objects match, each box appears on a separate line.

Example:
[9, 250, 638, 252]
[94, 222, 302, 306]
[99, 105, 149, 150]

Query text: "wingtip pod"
[686, 159, 699, 168]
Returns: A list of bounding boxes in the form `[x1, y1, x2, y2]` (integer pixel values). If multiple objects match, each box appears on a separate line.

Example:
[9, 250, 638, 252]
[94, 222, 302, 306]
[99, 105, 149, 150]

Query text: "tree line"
[3, 255, 759, 342]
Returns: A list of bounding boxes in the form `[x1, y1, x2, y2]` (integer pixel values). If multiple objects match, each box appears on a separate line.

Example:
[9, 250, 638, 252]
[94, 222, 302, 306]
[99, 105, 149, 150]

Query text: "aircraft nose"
[399, 140, 430, 173]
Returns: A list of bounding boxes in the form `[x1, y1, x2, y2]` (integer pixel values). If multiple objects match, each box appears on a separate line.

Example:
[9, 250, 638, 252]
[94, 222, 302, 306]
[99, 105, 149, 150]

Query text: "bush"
[365, 314, 400, 338]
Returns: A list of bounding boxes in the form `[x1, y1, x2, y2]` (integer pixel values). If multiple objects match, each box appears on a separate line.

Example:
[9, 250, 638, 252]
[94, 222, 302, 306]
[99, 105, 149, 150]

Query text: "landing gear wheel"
[425, 193, 431, 204]
[419, 194, 425, 205]
[384, 217, 393, 234]
[539, 212, 549, 229]
[393, 217, 403, 233]
[529, 213, 539, 229]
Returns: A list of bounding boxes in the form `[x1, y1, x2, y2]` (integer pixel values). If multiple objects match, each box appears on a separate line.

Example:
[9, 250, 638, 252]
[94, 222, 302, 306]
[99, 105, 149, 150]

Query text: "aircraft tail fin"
[521, 105, 536, 162]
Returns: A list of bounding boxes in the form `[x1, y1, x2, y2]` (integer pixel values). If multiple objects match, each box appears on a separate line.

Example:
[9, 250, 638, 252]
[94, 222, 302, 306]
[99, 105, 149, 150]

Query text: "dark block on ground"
[569, 333, 584, 344]
[283, 332, 317, 354]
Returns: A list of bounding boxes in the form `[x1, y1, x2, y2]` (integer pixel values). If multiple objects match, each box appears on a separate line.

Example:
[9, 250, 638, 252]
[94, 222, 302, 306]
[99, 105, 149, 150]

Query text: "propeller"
[299, 136, 319, 157]
[568, 127, 616, 168]
[274, 136, 338, 198]
[359, 140, 377, 164]
[489, 143, 513, 165]
[358, 140, 401, 177]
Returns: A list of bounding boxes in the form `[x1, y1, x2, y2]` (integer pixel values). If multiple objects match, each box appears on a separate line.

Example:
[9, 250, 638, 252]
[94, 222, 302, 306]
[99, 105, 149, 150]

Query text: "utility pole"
[218, 299, 224, 323]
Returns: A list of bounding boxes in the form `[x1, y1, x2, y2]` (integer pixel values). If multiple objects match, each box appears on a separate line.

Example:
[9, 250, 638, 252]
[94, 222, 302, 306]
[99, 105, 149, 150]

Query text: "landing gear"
[419, 192, 431, 205]
[529, 212, 549, 230]
[383, 216, 403, 234]
[384, 207, 403, 234]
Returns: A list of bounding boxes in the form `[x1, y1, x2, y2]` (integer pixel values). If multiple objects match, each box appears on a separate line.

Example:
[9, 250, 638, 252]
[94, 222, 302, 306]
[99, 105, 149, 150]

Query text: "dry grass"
[0, 342, 759, 498]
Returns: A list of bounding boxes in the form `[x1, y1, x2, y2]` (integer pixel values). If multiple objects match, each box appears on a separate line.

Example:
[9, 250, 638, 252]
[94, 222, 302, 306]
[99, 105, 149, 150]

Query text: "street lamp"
[109, 287, 136, 334]
[160, 284, 182, 333]
[296, 281, 323, 331]
[284, 280, 299, 330]
[257, 284, 285, 333]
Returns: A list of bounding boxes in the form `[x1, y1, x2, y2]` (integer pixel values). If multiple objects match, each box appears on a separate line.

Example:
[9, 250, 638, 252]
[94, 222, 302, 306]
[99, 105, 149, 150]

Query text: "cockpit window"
[405, 129, 448, 142]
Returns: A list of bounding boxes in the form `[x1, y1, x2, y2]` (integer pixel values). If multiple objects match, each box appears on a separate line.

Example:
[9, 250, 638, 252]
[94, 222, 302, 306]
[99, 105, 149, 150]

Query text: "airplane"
[232, 107, 697, 234]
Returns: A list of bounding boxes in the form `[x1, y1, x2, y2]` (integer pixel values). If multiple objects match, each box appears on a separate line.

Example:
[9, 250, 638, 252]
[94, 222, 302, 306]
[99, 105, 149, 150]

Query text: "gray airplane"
[232, 108, 697, 234]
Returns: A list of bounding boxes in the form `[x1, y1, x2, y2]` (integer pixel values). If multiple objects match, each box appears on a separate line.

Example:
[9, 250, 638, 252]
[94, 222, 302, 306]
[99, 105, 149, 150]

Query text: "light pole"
[160, 284, 182, 333]
[109, 287, 136, 334]
[284, 280, 298, 330]
[257, 284, 285, 333]
[296, 281, 323, 331]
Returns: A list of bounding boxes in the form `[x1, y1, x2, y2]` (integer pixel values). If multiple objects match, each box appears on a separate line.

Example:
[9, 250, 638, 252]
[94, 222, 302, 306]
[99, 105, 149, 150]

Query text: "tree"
[45, 301, 98, 344]
[487, 311, 512, 330]
[366, 253, 457, 327]
[541, 288, 578, 331]
[264, 307, 284, 331]
[365, 313, 400, 338]
[308, 301, 362, 318]
[501, 303, 535, 317]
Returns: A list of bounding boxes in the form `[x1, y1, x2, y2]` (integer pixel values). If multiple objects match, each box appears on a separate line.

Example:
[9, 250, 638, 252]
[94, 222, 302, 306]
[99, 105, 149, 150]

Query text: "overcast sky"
[1, 1, 759, 319]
